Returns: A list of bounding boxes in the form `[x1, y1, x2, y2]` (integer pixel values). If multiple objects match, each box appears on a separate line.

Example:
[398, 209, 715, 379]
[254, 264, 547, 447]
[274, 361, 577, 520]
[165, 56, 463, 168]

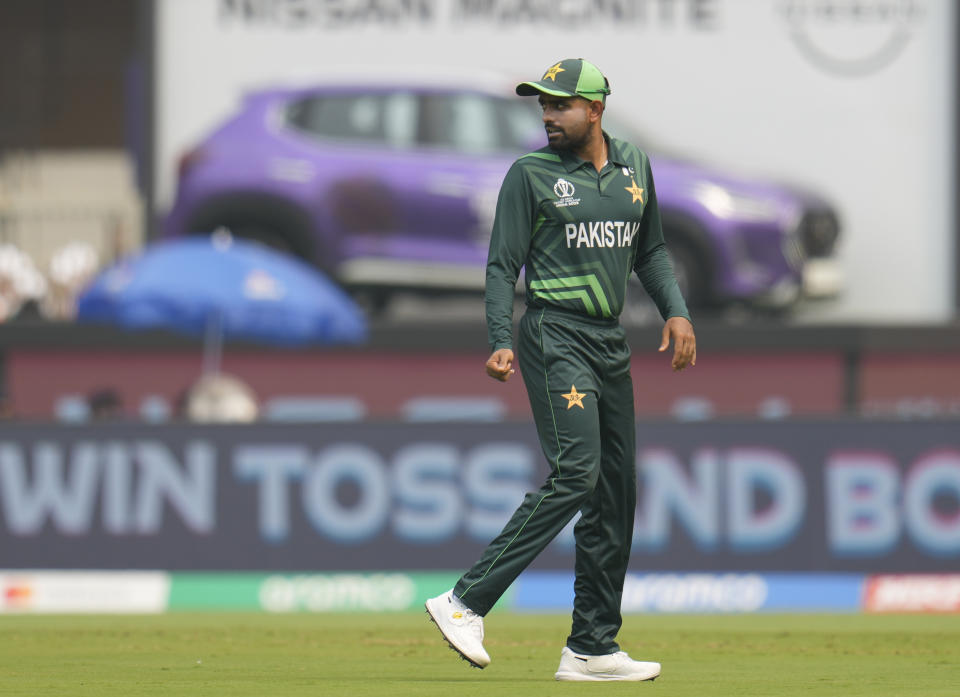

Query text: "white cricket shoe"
[554, 646, 661, 681]
[425, 590, 490, 668]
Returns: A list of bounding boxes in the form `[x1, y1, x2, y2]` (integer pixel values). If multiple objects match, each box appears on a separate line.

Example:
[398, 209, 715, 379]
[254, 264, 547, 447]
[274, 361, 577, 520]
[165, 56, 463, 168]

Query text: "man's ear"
[588, 100, 604, 123]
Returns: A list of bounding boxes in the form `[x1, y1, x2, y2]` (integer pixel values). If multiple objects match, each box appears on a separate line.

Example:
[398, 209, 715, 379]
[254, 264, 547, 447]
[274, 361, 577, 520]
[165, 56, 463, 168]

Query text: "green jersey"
[485, 133, 691, 351]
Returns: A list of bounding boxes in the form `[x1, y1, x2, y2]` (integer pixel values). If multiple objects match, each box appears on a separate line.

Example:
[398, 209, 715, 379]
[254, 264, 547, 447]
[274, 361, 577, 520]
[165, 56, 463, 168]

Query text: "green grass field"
[1, 612, 958, 696]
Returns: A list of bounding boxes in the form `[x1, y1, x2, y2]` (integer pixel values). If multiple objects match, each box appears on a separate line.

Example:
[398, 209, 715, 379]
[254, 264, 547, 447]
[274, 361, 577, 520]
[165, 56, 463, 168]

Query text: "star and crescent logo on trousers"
[562, 385, 586, 409]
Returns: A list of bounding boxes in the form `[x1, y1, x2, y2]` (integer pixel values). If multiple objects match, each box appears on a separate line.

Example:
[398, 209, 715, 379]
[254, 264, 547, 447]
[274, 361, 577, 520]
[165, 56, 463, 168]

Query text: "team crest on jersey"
[624, 177, 644, 204]
[552, 178, 580, 208]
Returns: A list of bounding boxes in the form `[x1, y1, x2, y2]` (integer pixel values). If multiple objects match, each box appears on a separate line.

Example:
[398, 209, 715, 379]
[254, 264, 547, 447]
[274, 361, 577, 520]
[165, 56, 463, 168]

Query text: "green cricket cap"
[516, 58, 611, 101]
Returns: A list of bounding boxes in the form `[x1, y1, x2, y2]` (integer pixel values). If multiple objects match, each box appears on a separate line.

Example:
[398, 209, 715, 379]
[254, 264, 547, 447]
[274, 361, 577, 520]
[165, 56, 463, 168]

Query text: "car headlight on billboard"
[693, 182, 780, 222]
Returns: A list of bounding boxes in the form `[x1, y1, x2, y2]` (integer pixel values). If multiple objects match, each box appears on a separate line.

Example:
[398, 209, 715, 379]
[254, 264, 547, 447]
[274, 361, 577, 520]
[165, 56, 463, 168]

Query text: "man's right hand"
[485, 348, 515, 382]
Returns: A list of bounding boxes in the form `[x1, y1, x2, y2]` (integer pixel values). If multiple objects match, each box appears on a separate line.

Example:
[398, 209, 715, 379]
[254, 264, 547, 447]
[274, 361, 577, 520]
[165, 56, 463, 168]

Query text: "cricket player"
[426, 58, 696, 681]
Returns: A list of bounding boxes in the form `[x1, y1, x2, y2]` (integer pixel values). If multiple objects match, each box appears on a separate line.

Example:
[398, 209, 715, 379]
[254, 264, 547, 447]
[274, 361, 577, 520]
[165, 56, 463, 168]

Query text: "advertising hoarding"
[1, 421, 958, 572]
[4, 570, 959, 613]
[154, 0, 956, 322]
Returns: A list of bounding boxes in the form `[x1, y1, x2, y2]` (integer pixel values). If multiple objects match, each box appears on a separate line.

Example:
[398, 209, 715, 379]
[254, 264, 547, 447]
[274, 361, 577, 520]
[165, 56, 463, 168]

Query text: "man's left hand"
[659, 316, 696, 372]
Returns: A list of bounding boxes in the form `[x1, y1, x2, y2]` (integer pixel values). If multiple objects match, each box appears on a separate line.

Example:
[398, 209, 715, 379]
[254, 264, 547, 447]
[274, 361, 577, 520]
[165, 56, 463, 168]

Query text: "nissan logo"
[779, 0, 924, 77]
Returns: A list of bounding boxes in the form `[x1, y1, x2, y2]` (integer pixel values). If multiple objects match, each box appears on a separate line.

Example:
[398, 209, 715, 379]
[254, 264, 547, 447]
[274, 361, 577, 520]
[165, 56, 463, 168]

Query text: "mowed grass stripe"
[0, 613, 958, 696]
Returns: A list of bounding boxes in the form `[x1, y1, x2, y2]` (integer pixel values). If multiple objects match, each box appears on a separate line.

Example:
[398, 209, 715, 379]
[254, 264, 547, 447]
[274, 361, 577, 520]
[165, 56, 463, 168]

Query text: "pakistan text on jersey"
[565, 221, 640, 249]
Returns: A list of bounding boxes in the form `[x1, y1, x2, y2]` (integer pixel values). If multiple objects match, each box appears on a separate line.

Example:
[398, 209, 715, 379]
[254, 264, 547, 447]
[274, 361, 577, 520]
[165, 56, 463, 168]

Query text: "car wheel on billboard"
[350, 288, 392, 317]
[186, 194, 317, 264]
[230, 225, 296, 256]
[622, 235, 709, 327]
[621, 280, 661, 327]
[667, 239, 708, 309]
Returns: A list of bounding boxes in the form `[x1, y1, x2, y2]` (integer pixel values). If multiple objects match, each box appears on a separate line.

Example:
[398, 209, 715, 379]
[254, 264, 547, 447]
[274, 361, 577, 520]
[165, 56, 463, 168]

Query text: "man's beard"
[546, 126, 590, 152]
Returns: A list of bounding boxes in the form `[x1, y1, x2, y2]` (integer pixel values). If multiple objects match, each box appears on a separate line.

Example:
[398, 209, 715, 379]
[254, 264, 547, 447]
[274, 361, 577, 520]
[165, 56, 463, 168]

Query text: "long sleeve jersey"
[485, 133, 691, 351]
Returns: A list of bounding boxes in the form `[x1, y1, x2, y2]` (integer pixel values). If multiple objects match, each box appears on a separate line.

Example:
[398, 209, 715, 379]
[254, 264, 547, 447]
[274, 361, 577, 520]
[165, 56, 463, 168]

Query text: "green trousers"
[455, 307, 637, 656]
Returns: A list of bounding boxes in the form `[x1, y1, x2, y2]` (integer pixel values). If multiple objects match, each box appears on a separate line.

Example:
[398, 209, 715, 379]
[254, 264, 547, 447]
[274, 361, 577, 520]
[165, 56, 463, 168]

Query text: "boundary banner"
[0, 571, 169, 614]
[513, 572, 865, 613]
[3, 571, 960, 614]
[864, 574, 960, 613]
[2, 421, 959, 573]
[168, 571, 464, 612]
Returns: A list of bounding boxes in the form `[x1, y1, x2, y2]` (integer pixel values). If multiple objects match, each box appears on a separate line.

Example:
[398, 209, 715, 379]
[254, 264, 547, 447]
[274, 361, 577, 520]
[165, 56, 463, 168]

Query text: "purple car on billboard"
[165, 74, 841, 316]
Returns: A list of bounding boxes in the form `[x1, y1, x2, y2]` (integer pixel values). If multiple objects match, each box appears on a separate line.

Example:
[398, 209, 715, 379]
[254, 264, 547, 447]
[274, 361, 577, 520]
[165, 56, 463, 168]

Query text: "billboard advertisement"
[4, 569, 959, 613]
[2, 421, 958, 572]
[153, 0, 956, 322]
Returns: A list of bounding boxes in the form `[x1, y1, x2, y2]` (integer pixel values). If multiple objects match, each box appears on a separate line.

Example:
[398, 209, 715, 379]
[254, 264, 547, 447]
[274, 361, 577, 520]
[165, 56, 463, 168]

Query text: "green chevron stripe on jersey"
[532, 289, 596, 315]
[530, 274, 612, 317]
